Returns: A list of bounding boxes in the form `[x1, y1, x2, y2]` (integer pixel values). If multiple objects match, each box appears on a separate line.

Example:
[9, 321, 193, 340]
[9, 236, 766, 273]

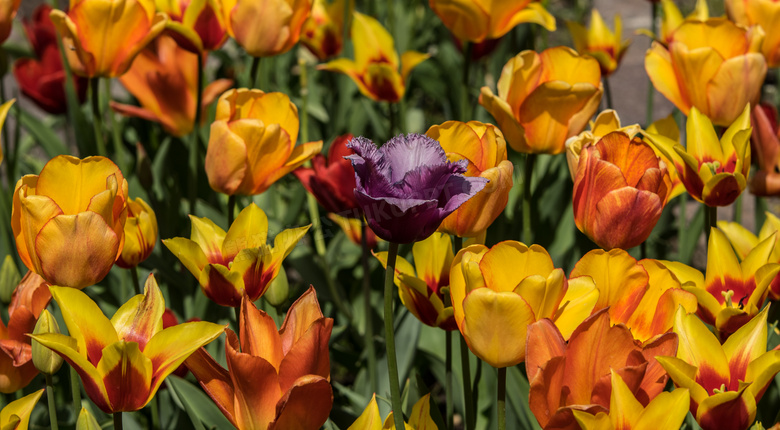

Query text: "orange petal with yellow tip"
[110, 274, 164, 350]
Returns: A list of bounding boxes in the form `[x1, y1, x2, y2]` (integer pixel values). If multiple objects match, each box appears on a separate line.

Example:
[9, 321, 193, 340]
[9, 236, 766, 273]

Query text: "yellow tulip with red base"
[348, 393, 437, 429]
[567, 9, 631, 76]
[719, 213, 780, 300]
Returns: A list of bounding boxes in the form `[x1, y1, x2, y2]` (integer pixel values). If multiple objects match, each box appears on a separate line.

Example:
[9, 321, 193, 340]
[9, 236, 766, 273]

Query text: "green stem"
[460, 335, 475, 430]
[234, 305, 241, 333]
[361, 223, 378, 395]
[386, 0, 394, 44]
[445, 325, 453, 430]
[250, 57, 262, 89]
[70, 365, 81, 417]
[461, 42, 473, 122]
[640, 241, 647, 260]
[113, 412, 123, 430]
[522, 153, 536, 245]
[678, 193, 687, 262]
[130, 266, 141, 296]
[151, 395, 160, 430]
[603, 76, 613, 110]
[189, 52, 205, 217]
[105, 79, 126, 171]
[388, 102, 398, 138]
[734, 193, 743, 223]
[497, 367, 506, 430]
[705, 204, 717, 240]
[90, 78, 107, 156]
[645, 2, 658, 127]
[45, 375, 59, 430]
[383, 242, 405, 430]
[227, 195, 236, 226]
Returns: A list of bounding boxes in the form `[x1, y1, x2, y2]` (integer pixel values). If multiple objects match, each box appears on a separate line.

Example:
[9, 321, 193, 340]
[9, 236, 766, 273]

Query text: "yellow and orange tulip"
[573, 132, 672, 250]
[657, 307, 780, 430]
[205, 89, 322, 196]
[50, 0, 167, 78]
[30, 275, 225, 413]
[428, 0, 555, 43]
[426, 121, 514, 238]
[567, 9, 631, 76]
[0, 389, 44, 430]
[116, 197, 158, 269]
[650, 0, 709, 45]
[300, 0, 350, 60]
[113, 35, 233, 137]
[12, 155, 129, 289]
[727, 0, 780, 67]
[375, 232, 457, 330]
[221, 0, 312, 57]
[479, 47, 603, 155]
[319, 12, 429, 103]
[156, 0, 227, 52]
[186, 288, 334, 430]
[643, 114, 686, 199]
[719, 212, 780, 300]
[163, 203, 310, 308]
[449, 241, 598, 368]
[0, 0, 20, 44]
[645, 18, 766, 126]
[645, 105, 752, 207]
[565, 109, 641, 179]
[349, 393, 437, 430]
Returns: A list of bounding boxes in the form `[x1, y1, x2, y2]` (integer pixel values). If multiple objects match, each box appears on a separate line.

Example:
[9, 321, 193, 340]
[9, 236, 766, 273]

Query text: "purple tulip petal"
[382, 134, 449, 182]
[440, 175, 490, 213]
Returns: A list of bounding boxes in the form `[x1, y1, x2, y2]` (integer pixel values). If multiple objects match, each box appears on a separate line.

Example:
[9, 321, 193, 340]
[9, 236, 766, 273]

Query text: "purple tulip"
[346, 134, 489, 243]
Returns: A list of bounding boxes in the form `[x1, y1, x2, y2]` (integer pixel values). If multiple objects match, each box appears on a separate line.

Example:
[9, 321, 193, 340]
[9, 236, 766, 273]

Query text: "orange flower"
[748, 103, 780, 196]
[221, 0, 312, 57]
[428, 0, 555, 43]
[155, 0, 227, 52]
[186, 288, 334, 430]
[116, 197, 157, 269]
[50, 0, 167, 78]
[0, 0, 20, 44]
[112, 35, 233, 137]
[727, 0, 780, 67]
[300, 0, 350, 60]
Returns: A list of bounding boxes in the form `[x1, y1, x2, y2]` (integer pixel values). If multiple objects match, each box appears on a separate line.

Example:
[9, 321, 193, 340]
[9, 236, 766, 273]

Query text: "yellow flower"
[0, 389, 44, 430]
[727, 0, 780, 67]
[222, 0, 312, 57]
[428, 0, 555, 43]
[348, 393, 437, 429]
[116, 197, 158, 268]
[718, 212, 780, 300]
[300, 0, 351, 60]
[567, 9, 631, 76]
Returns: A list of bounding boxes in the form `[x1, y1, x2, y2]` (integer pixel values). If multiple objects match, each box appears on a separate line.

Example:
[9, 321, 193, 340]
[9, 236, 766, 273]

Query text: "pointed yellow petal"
[717, 220, 759, 260]
[162, 237, 208, 279]
[49, 286, 118, 364]
[723, 307, 769, 379]
[0, 389, 43, 430]
[552, 275, 598, 340]
[348, 394, 383, 430]
[110, 274, 165, 350]
[633, 388, 690, 430]
[223, 203, 268, 260]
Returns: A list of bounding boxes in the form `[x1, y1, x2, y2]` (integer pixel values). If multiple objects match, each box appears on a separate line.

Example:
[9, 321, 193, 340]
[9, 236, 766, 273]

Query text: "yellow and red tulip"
[656, 307, 780, 430]
[113, 34, 233, 137]
[163, 203, 310, 308]
[719, 212, 780, 300]
[660, 227, 780, 338]
[526, 310, 678, 429]
[375, 232, 457, 330]
[327, 213, 379, 249]
[318, 12, 429, 103]
[748, 103, 780, 196]
[572, 132, 673, 250]
[29, 275, 225, 413]
[645, 18, 766, 126]
[567, 9, 631, 76]
[155, 0, 227, 52]
[449, 241, 599, 368]
[645, 105, 752, 207]
[428, 0, 555, 43]
[426, 121, 514, 238]
[300, 0, 350, 60]
[0, 389, 44, 430]
[205, 89, 322, 196]
[221, 0, 312, 57]
[186, 287, 334, 430]
[116, 197, 158, 269]
[565, 109, 641, 179]
[570, 249, 697, 343]
[479, 46, 603, 155]
[49, 0, 167, 78]
[348, 393, 437, 430]
[727, 0, 780, 67]
[12, 155, 129, 289]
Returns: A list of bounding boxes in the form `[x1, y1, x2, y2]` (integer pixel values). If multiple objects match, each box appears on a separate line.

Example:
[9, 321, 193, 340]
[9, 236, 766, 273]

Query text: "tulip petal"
[656, 355, 708, 405]
[717, 220, 759, 260]
[279, 286, 326, 353]
[552, 275, 598, 339]
[745, 349, 780, 401]
[525, 318, 565, 383]
[696, 389, 756, 430]
[184, 347, 237, 427]
[240, 298, 283, 368]
[501, 2, 556, 34]
[0, 389, 44, 430]
[478, 86, 527, 153]
[479, 242, 554, 293]
[400, 51, 429, 82]
[34, 155, 123, 216]
[645, 41, 688, 114]
[411, 232, 453, 291]
[673, 309, 730, 394]
[110, 274, 164, 351]
[226, 331, 282, 430]
[590, 187, 663, 250]
[669, 43, 721, 120]
[97, 341, 153, 412]
[706, 54, 766, 127]
[205, 120, 248, 195]
[634, 388, 690, 430]
[223, 203, 269, 261]
[162, 237, 208, 279]
[608, 370, 643, 428]
[49, 286, 117, 364]
[704, 228, 747, 305]
[19, 194, 63, 275]
[722, 307, 768, 385]
[348, 394, 383, 430]
[268, 375, 333, 430]
[570, 249, 647, 321]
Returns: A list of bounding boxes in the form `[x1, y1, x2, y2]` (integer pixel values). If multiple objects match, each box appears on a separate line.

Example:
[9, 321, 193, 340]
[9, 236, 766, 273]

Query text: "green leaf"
[15, 109, 68, 157]
[167, 375, 233, 430]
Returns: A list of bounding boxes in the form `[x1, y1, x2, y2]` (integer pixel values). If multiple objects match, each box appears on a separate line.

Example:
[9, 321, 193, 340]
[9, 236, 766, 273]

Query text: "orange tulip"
[567, 9, 631, 76]
[565, 109, 641, 180]
[0, 0, 20, 44]
[50, 0, 167, 78]
[426, 121, 514, 238]
[186, 287, 334, 430]
[205, 89, 322, 196]
[12, 155, 129, 289]
[428, 0, 555, 43]
[300, 0, 350, 60]
[156, 0, 227, 52]
[318, 12, 429, 103]
[116, 197, 158, 269]
[0, 271, 51, 393]
[221, 0, 312, 57]
[748, 103, 780, 196]
[479, 46, 603, 154]
[112, 35, 233, 137]
[645, 18, 766, 126]
[727, 0, 780, 67]
[573, 132, 672, 250]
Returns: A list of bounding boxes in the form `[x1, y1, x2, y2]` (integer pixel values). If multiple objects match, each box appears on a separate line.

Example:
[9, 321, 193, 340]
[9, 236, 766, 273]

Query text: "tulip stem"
[113, 412, 123, 430]
[383, 242, 405, 430]
[189, 52, 205, 217]
[105, 79, 126, 172]
[70, 365, 81, 417]
[250, 57, 262, 89]
[388, 102, 398, 137]
[461, 42, 473, 121]
[361, 223, 378, 395]
[603, 77, 613, 110]
[130, 266, 141, 296]
[645, 2, 659, 127]
[460, 335, 475, 430]
[705, 205, 717, 240]
[734, 193, 742, 224]
[45, 375, 59, 430]
[90, 78, 107, 156]
[227, 195, 236, 226]
[151, 394, 160, 430]
[445, 323, 453, 430]
[497, 367, 506, 430]
[522, 153, 536, 245]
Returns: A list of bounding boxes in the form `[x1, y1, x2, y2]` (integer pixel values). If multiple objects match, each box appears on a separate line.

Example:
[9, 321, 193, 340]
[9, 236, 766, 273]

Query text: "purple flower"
[346, 134, 488, 243]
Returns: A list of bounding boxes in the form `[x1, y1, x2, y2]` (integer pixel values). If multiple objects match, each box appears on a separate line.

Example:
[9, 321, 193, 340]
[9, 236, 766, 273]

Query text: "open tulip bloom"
[719, 213, 780, 300]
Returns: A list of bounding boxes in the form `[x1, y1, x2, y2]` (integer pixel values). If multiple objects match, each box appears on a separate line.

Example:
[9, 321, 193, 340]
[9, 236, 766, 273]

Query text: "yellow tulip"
[653, 0, 709, 44]
[479, 46, 603, 155]
[428, 0, 555, 43]
[0, 389, 44, 430]
[221, 0, 312, 57]
[155, 0, 227, 52]
[300, 0, 351, 60]
[567, 9, 631, 76]
[718, 212, 780, 300]
[349, 393, 437, 429]
[565, 109, 641, 179]
[643, 114, 686, 200]
[727, 0, 780, 67]
[116, 197, 157, 269]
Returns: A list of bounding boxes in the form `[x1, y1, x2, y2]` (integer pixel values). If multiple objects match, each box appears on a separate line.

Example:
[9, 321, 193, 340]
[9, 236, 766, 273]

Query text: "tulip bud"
[76, 407, 101, 430]
[264, 267, 289, 307]
[31, 309, 64, 375]
[0, 255, 21, 304]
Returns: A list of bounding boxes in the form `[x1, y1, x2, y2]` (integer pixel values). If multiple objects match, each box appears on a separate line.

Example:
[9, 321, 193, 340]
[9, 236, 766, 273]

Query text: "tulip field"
[2, 0, 780, 429]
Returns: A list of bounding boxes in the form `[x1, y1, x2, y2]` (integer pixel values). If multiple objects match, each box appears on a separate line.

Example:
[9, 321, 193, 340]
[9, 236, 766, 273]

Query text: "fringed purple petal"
[440, 175, 489, 214]
[346, 136, 395, 198]
[354, 190, 441, 243]
[382, 134, 449, 182]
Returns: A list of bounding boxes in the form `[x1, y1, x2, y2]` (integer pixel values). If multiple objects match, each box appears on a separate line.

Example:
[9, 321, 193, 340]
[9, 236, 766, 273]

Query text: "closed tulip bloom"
[657, 307, 780, 430]
[645, 18, 766, 126]
[31, 309, 64, 376]
[155, 0, 227, 52]
[116, 197, 158, 268]
[319, 12, 429, 103]
[567, 9, 631, 76]
[205, 89, 322, 196]
[426, 121, 514, 238]
[0, 271, 51, 393]
[293, 134, 360, 216]
[375, 232, 457, 330]
[727, 0, 780, 67]
[349, 393, 437, 430]
[0, 389, 44, 430]
[450, 241, 599, 368]
[573, 132, 672, 250]
[186, 288, 334, 430]
[479, 47, 603, 154]
[428, 0, 555, 43]
[222, 0, 311, 57]
[49, 0, 167, 78]
[645, 105, 752, 207]
[300, 0, 350, 60]
[0, 0, 20, 44]
[112, 35, 233, 137]
[748, 103, 780, 196]
[163, 203, 310, 307]
[12, 155, 129, 289]
[718, 212, 780, 300]
[565, 109, 641, 179]
[30, 275, 225, 413]
[346, 134, 488, 244]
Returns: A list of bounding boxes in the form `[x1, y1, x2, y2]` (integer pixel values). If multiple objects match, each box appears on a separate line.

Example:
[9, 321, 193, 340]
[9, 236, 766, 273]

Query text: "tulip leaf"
[680, 203, 705, 265]
[507, 366, 542, 430]
[15, 109, 68, 157]
[167, 375, 233, 430]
